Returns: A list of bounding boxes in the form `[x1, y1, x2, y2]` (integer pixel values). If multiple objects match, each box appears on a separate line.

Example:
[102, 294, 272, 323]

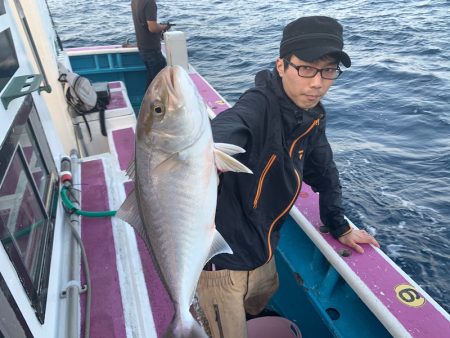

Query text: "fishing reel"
[161, 22, 176, 40]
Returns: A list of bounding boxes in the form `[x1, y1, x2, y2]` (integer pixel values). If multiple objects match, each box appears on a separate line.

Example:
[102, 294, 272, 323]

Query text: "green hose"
[61, 186, 117, 217]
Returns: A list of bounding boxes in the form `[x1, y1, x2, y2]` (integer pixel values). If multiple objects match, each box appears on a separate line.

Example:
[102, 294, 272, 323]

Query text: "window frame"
[0, 94, 58, 324]
[0, 272, 33, 338]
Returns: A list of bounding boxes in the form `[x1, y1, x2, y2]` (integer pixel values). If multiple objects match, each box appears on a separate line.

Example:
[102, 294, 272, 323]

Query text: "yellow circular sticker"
[394, 284, 426, 308]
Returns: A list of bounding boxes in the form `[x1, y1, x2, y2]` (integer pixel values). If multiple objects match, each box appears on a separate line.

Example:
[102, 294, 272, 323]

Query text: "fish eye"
[153, 105, 164, 116]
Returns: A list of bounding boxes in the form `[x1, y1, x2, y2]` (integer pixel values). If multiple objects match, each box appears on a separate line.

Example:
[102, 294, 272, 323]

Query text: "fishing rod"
[161, 21, 176, 30]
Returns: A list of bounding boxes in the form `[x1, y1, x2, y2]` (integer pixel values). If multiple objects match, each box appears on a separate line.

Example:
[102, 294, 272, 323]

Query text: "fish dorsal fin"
[205, 228, 233, 263]
[116, 189, 151, 249]
[214, 143, 246, 156]
[213, 146, 253, 174]
[126, 160, 136, 181]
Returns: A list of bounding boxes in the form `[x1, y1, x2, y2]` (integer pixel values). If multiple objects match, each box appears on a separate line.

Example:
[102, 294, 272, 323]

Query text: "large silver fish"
[117, 65, 252, 338]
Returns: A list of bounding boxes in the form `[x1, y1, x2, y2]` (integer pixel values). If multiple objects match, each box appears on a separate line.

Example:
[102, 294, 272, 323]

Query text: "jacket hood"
[254, 68, 286, 101]
[254, 68, 323, 138]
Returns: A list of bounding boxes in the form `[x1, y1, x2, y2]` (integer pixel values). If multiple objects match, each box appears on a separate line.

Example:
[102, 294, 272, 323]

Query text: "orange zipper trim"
[265, 117, 320, 263]
[298, 149, 304, 160]
[289, 118, 320, 157]
[253, 154, 277, 209]
[265, 169, 301, 263]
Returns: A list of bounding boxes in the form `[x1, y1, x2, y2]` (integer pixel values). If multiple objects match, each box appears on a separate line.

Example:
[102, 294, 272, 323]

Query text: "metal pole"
[61, 150, 91, 338]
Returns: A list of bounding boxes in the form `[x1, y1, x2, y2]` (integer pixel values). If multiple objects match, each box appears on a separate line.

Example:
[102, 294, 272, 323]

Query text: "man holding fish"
[118, 14, 380, 338]
[196, 16, 380, 338]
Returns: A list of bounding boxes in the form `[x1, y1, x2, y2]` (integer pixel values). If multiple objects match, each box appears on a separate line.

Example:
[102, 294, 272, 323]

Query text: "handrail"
[12, 0, 52, 93]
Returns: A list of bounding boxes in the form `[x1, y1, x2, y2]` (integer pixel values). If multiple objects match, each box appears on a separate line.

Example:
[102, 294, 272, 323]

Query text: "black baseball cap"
[280, 16, 351, 68]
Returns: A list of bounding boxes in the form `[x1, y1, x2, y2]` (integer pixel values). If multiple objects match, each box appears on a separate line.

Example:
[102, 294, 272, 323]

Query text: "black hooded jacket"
[211, 69, 351, 270]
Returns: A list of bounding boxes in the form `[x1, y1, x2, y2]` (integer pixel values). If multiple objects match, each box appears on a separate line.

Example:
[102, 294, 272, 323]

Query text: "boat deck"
[73, 67, 449, 338]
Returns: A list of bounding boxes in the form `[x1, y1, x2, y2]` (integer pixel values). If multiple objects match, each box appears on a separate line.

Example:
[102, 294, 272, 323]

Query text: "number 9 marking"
[394, 284, 426, 308]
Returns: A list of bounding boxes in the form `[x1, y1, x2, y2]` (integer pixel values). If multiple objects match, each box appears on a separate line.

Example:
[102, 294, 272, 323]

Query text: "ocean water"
[47, 0, 450, 313]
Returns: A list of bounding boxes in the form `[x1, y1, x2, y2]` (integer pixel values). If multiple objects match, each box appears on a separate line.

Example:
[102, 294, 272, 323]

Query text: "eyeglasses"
[283, 59, 343, 80]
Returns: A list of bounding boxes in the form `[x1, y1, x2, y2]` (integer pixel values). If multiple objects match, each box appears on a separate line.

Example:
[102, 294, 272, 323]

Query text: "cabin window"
[0, 28, 20, 92]
[0, 94, 58, 324]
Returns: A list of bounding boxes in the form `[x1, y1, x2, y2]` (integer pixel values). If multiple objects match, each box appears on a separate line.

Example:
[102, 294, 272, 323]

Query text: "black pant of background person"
[140, 49, 167, 89]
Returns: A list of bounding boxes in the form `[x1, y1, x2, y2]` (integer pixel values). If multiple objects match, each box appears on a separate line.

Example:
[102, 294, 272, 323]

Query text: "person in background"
[196, 16, 380, 338]
[131, 0, 169, 87]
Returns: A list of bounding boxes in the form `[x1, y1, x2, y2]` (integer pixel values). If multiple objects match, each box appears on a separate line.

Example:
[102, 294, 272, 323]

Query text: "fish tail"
[163, 310, 209, 338]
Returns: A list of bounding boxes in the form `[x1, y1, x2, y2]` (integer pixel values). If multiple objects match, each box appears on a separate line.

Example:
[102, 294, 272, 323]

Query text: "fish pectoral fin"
[126, 160, 136, 181]
[213, 148, 253, 174]
[214, 143, 246, 156]
[206, 228, 233, 262]
[153, 152, 183, 175]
